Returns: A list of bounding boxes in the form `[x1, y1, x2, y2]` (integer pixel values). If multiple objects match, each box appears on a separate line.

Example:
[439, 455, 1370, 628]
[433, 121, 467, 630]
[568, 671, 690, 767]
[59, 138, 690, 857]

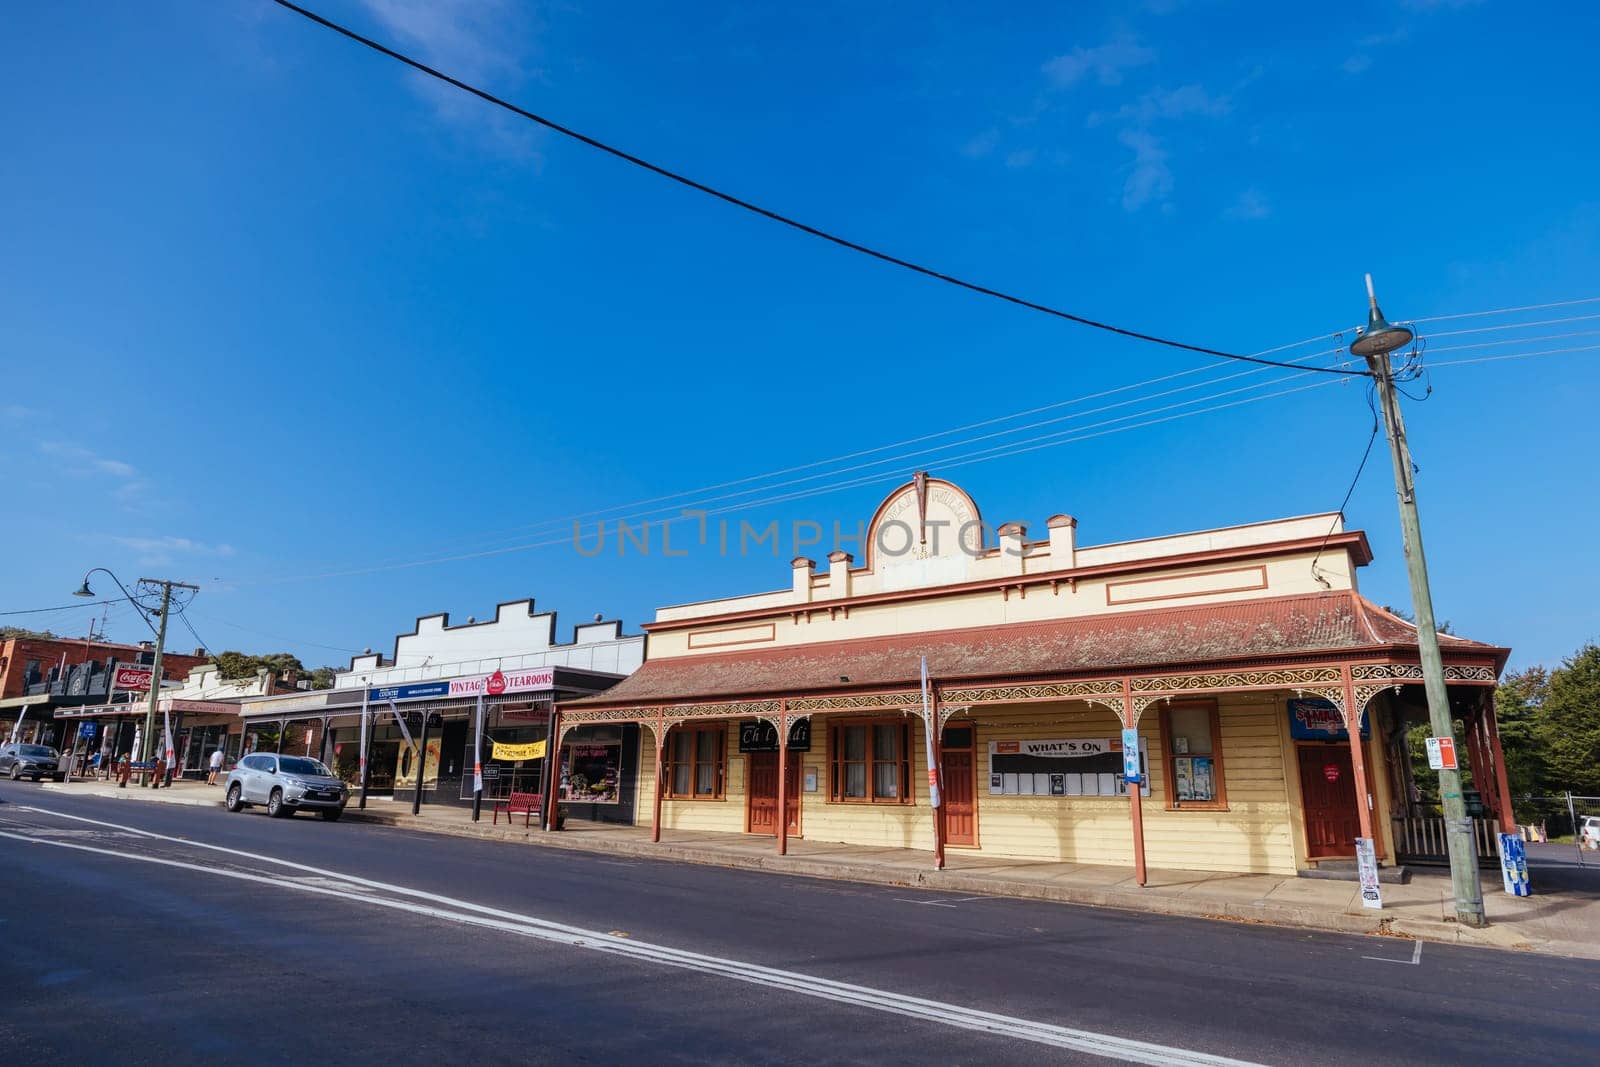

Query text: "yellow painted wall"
[652, 722, 747, 834]
[797, 716, 936, 851]
[637, 698, 1312, 876]
[961, 697, 1299, 875]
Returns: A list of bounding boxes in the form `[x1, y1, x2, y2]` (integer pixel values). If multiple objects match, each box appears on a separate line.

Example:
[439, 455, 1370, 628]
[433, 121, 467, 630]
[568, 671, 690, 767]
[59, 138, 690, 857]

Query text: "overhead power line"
[338, 329, 1356, 570]
[271, 0, 1364, 378]
[0, 600, 120, 618]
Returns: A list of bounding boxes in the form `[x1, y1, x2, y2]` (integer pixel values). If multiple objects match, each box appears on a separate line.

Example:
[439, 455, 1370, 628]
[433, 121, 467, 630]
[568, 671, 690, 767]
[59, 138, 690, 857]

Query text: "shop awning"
[566, 590, 1507, 709]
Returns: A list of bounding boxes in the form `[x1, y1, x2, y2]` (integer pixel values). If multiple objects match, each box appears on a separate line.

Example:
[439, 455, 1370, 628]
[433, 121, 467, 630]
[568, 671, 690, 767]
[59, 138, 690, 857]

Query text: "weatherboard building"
[556, 475, 1516, 879]
[233, 599, 644, 821]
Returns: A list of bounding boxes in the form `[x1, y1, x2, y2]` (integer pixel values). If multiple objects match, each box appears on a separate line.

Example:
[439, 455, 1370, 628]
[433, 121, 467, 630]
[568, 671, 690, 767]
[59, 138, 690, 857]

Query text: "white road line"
[9, 806, 1262, 1066]
[893, 898, 960, 908]
[1361, 941, 1423, 966]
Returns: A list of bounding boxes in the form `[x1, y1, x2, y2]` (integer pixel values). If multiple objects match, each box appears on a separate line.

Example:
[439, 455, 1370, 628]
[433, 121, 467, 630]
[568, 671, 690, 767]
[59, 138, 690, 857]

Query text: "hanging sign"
[737, 719, 811, 752]
[1425, 736, 1457, 770]
[1287, 698, 1369, 741]
[113, 665, 154, 691]
[1355, 837, 1383, 909]
[1121, 728, 1142, 783]
[370, 680, 450, 702]
[448, 667, 554, 699]
[491, 739, 547, 762]
[1497, 833, 1531, 897]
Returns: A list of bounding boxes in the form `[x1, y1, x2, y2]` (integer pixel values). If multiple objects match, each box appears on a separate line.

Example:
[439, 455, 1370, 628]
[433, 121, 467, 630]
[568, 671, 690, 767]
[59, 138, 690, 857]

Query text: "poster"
[1356, 837, 1382, 909]
[1498, 833, 1531, 897]
[987, 737, 1150, 798]
[561, 742, 621, 805]
[393, 738, 443, 788]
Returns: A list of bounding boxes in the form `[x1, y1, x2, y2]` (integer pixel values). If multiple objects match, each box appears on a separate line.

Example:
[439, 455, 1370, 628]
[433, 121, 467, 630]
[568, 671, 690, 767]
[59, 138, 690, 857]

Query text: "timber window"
[829, 719, 913, 804]
[1161, 700, 1228, 810]
[665, 724, 725, 799]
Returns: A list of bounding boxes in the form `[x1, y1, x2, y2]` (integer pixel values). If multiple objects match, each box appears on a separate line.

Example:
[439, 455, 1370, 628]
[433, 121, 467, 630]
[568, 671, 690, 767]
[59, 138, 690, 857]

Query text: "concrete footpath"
[41, 777, 1600, 960]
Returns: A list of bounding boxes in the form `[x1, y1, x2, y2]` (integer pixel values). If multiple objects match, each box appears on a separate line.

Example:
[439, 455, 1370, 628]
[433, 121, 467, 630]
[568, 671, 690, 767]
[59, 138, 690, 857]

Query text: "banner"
[921, 656, 940, 810]
[473, 694, 484, 796]
[492, 739, 547, 762]
[390, 700, 416, 752]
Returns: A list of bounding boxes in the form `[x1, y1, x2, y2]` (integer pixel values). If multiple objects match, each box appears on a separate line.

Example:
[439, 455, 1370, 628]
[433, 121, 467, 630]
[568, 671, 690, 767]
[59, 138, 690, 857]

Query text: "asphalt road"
[1, 784, 1596, 1065]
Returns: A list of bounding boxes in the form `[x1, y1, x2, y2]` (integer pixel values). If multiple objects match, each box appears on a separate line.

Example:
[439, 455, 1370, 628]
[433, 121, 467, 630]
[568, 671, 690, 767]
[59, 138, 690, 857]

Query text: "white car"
[1581, 815, 1600, 851]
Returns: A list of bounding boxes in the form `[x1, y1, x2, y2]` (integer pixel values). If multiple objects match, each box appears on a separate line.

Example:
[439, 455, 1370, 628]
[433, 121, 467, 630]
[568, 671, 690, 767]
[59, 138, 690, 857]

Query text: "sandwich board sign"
[1355, 837, 1382, 909]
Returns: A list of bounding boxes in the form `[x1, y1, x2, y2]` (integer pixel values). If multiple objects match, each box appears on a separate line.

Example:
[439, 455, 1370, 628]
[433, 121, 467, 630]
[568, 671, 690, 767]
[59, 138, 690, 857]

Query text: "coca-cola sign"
[113, 665, 154, 691]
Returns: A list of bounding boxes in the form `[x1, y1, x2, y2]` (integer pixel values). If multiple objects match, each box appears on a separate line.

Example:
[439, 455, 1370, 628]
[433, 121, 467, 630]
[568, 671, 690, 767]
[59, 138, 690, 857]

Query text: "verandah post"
[1342, 667, 1377, 846]
[776, 702, 790, 856]
[651, 712, 665, 843]
[1482, 693, 1518, 835]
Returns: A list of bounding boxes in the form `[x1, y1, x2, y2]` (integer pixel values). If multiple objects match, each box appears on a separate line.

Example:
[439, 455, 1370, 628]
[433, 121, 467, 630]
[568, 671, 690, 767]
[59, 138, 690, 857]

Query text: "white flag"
[473, 693, 485, 795]
[162, 705, 176, 777]
[921, 656, 941, 810]
[357, 688, 370, 785]
[390, 700, 416, 751]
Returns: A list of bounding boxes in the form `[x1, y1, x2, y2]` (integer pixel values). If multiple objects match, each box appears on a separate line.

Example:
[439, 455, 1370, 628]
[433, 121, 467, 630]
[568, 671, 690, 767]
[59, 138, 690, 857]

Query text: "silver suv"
[224, 753, 348, 820]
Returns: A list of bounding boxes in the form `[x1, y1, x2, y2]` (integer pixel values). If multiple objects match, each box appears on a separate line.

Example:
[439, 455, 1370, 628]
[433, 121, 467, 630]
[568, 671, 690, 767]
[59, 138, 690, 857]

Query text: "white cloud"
[1090, 84, 1231, 126]
[1004, 148, 1037, 169]
[1226, 188, 1271, 221]
[1342, 54, 1374, 75]
[1118, 129, 1172, 212]
[112, 536, 236, 567]
[961, 128, 1000, 158]
[1042, 37, 1155, 88]
[39, 442, 138, 480]
[2, 404, 36, 419]
[358, 0, 544, 155]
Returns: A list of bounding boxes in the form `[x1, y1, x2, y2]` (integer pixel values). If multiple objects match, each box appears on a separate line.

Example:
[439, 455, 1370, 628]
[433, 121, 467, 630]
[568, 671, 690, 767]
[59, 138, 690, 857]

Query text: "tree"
[1, 626, 60, 641]
[216, 650, 307, 682]
[309, 666, 337, 690]
[1492, 666, 1550, 799]
[1536, 643, 1600, 795]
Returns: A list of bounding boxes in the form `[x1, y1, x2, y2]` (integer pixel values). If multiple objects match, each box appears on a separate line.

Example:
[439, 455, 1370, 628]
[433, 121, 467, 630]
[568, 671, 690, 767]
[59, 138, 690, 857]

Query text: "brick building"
[0, 634, 208, 747]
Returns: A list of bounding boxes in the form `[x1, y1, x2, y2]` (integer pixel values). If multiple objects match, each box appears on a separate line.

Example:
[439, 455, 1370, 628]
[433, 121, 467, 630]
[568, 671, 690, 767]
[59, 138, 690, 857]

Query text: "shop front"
[558, 475, 1514, 882]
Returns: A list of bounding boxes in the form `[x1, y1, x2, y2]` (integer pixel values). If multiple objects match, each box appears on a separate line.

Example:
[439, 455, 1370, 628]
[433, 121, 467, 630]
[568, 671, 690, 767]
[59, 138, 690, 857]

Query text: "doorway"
[1297, 745, 1360, 859]
[941, 725, 977, 846]
[746, 751, 801, 836]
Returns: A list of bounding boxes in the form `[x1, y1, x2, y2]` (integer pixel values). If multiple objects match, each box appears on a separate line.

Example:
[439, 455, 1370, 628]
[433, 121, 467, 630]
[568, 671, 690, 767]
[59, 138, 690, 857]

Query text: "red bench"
[492, 791, 542, 827]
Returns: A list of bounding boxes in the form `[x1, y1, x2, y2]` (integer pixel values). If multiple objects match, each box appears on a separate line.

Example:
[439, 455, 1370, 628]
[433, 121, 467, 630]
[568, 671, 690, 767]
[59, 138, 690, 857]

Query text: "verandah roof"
[565, 591, 1506, 709]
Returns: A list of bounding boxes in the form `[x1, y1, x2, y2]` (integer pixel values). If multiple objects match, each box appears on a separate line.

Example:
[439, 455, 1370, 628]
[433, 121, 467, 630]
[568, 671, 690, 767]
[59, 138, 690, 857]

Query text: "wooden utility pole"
[1354, 277, 1486, 927]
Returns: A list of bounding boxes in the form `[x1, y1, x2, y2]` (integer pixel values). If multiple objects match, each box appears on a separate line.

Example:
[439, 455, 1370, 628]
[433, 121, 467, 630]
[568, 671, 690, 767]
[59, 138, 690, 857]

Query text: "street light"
[1350, 275, 1487, 928]
[71, 569, 197, 786]
[1350, 274, 1415, 358]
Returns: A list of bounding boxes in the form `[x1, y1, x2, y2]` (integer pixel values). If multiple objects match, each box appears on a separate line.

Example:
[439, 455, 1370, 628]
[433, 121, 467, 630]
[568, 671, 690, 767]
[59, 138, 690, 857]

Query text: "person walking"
[207, 747, 224, 786]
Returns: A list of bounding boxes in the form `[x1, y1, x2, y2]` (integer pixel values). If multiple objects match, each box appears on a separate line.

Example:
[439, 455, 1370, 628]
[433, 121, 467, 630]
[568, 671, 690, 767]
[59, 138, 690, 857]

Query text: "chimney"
[1047, 514, 1077, 569]
[997, 522, 1027, 575]
[791, 557, 815, 602]
[827, 550, 854, 598]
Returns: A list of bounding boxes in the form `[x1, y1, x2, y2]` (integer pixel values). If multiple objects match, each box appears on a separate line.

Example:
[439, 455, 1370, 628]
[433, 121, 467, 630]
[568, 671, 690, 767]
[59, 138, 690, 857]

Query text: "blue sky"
[3, 0, 1596, 672]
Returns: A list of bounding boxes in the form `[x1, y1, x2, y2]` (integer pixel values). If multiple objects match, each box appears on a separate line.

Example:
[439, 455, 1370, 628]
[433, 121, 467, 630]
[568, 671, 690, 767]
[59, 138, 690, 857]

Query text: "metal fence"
[1514, 793, 1600, 866]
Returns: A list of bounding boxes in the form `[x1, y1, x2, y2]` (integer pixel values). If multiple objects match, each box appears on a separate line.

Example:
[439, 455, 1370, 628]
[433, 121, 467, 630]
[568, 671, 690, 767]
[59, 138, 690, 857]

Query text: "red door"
[942, 749, 976, 846]
[747, 752, 801, 836]
[1298, 746, 1360, 859]
[941, 725, 977, 846]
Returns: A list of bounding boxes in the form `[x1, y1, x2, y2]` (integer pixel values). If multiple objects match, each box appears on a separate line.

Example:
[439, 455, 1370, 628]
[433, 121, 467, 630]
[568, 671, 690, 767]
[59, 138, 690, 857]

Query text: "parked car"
[0, 743, 64, 782]
[223, 753, 348, 820]
[1581, 815, 1600, 851]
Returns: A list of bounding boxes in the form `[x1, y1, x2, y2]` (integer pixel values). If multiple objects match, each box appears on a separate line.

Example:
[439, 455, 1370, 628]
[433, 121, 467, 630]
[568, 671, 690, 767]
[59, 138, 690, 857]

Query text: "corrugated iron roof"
[568, 591, 1505, 708]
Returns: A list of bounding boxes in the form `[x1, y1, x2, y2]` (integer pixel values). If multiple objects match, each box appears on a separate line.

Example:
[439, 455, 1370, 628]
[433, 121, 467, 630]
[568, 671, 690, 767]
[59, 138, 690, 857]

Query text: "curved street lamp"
[1349, 275, 1485, 929]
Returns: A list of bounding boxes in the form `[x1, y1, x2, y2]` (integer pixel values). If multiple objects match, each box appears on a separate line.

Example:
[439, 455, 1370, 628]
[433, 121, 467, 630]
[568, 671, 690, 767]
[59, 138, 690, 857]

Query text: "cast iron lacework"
[558, 708, 651, 727]
[935, 681, 1122, 705]
[661, 700, 781, 720]
[787, 692, 920, 712]
[1349, 663, 1497, 685]
[1132, 666, 1343, 693]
